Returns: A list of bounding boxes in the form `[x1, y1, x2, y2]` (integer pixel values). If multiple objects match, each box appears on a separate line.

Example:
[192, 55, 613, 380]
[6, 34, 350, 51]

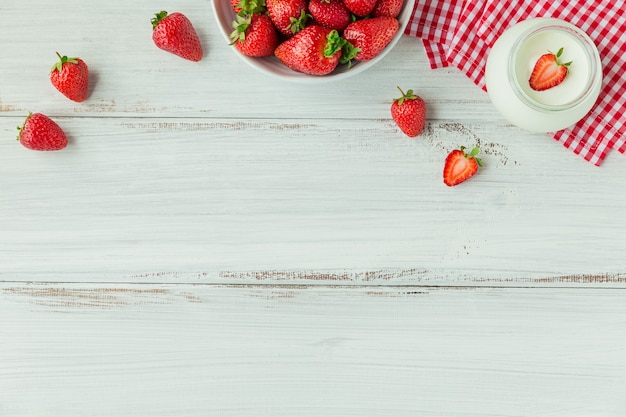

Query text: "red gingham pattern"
[405, 0, 626, 165]
[422, 40, 450, 69]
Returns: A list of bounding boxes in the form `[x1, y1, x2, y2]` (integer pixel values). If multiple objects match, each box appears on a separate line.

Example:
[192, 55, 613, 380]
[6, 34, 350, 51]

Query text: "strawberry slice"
[443, 146, 482, 187]
[529, 47, 571, 91]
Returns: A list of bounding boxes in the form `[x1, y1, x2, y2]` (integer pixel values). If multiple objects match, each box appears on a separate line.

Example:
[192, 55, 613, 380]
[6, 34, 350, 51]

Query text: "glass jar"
[485, 17, 602, 132]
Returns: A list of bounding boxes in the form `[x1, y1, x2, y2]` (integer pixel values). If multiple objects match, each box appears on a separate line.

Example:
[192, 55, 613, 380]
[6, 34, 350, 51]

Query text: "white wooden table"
[2, 1, 626, 415]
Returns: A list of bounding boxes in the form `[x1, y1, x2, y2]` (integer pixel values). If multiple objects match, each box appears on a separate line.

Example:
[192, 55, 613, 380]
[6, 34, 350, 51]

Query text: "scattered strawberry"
[443, 146, 482, 187]
[274, 25, 345, 75]
[343, 0, 377, 17]
[230, 14, 280, 57]
[49, 52, 89, 102]
[16, 113, 68, 151]
[266, 0, 309, 35]
[151, 11, 203, 62]
[529, 47, 571, 91]
[372, 0, 403, 18]
[308, 0, 351, 31]
[342, 17, 399, 62]
[391, 86, 426, 137]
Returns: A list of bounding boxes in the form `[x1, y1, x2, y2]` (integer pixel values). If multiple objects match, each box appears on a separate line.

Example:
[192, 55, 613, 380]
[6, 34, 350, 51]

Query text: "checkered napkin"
[404, 0, 626, 165]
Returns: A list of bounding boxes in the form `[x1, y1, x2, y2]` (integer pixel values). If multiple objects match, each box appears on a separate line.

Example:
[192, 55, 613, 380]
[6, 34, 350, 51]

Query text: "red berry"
[151, 11, 203, 62]
[529, 47, 571, 91]
[274, 25, 345, 75]
[372, 0, 403, 18]
[266, 0, 309, 36]
[308, 0, 351, 31]
[343, 0, 377, 17]
[391, 86, 426, 137]
[443, 146, 483, 187]
[49, 53, 89, 102]
[230, 14, 279, 57]
[342, 17, 399, 62]
[231, 0, 267, 14]
[16, 113, 68, 151]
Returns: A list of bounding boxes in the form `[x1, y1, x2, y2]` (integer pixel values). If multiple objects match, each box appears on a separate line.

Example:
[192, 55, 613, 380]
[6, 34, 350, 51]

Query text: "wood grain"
[2, 1, 626, 415]
[2, 116, 626, 284]
[0, 0, 492, 121]
[1, 283, 626, 416]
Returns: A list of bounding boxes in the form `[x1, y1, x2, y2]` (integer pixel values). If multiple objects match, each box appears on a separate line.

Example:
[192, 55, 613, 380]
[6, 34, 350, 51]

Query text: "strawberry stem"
[324, 30, 347, 58]
[16, 112, 33, 141]
[229, 14, 252, 45]
[339, 40, 360, 67]
[151, 10, 168, 29]
[234, 0, 266, 15]
[287, 10, 310, 34]
[51, 52, 79, 73]
[550, 47, 572, 66]
[394, 86, 418, 105]
[460, 146, 483, 167]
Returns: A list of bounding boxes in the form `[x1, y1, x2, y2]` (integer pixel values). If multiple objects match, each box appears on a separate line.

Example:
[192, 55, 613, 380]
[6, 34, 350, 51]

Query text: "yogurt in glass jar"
[485, 17, 602, 132]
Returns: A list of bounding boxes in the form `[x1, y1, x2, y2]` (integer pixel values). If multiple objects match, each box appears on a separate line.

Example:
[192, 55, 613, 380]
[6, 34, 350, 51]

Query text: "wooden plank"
[1, 283, 625, 416]
[2, 117, 626, 284]
[0, 0, 494, 120]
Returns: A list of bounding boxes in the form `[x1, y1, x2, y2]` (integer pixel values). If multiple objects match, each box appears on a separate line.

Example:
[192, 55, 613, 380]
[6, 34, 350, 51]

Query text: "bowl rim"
[211, 0, 417, 83]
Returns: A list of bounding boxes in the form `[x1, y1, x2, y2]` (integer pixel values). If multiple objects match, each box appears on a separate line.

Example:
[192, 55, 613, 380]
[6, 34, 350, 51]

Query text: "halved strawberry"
[529, 47, 571, 91]
[443, 146, 482, 187]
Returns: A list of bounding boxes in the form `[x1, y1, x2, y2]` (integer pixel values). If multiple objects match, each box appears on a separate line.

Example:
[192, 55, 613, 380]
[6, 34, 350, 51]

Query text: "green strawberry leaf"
[151, 10, 168, 29]
[325, 30, 347, 58]
[339, 40, 360, 67]
[50, 52, 79, 73]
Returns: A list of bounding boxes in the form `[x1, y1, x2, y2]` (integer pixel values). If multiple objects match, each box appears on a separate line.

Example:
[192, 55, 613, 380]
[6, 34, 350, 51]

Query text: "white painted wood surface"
[2, 284, 626, 416]
[1, 1, 626, 415]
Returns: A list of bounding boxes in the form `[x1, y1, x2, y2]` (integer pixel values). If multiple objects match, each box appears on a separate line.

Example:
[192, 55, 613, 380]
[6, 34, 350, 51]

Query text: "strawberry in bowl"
[212, 0, 416, 82]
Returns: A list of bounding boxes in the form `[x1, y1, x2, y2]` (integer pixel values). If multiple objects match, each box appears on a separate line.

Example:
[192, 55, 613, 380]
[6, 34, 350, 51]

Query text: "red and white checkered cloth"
[404, 0, 626, 165]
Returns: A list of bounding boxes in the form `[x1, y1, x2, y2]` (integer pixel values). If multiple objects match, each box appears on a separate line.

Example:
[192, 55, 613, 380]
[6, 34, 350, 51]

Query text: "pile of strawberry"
[229, 0, 402, 75]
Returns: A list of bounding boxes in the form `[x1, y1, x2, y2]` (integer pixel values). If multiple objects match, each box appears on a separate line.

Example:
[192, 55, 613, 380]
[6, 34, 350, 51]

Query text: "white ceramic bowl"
[211, 0, 416, 83]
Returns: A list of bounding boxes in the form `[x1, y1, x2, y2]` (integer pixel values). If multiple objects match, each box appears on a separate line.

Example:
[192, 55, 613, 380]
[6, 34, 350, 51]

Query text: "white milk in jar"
[485, 18, 602, 132]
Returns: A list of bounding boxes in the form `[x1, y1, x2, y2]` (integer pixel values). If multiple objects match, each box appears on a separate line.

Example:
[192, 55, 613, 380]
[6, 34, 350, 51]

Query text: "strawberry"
[231, 0, 266, 14]
[274, 25, 345, 75]
[230, 14, 279, 57]
[372, 0, 403, 18]
[266, 0, 309, 35]
[343, 0, 377, 17]
[391, 86, 426, 137]
[151, 11, 203, 62]
[529, 47, 571, 91]
[308, 0, 351, 31]
[16, 113, 68, 151]
[49, 53, 89, 102]
[443, 146, 483, 187]
[342, 17, 399, 62]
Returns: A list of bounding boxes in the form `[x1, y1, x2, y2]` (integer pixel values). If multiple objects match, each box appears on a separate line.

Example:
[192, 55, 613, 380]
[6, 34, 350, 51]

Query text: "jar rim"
[508, 21, 600, 112]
